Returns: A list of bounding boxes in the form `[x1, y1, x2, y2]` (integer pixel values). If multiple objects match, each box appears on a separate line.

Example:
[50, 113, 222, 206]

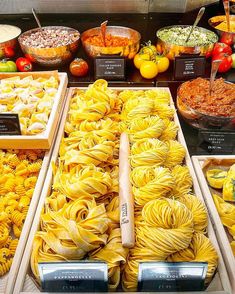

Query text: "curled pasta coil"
[127, 116, 165, 141]
[121, 98, 154, 122]
[130, 139, 168, 167]
[131, 167, 174, 207]
[153, 103, 175, 120]
[31, 196, 110, 281]
[90, 228, 129, 291]
[164, 140, 186, 168]
[168, 232, 218, 284]
[122, 198, 194, 291]
[0, 258, 13, 276]
[159, 119, 178, 141]
[171, 165, 193, 196]
[53, 165, 113, 200]
[177, 194, 208, 234]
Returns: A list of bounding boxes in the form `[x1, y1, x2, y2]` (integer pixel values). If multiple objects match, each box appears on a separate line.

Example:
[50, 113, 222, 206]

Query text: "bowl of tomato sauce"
[177, 77, 235, 130]
[81, 26, 141, 59]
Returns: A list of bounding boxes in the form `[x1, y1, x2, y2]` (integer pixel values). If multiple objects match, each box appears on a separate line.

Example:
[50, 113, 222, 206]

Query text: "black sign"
[198, 130, 235, 154]
[138, 262, 208, 292]
[174, 56, 206, 80]
[38, 261, 108, 292]
[94, 56, 126, 80]
[0, 113, 21, 135]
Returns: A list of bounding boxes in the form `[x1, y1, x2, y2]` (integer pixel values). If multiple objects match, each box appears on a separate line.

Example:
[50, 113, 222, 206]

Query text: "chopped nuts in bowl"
[18, 26, 80, 67]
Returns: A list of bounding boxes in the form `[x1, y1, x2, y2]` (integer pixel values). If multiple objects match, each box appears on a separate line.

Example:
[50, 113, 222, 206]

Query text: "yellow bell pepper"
[206, 169, 227, 189]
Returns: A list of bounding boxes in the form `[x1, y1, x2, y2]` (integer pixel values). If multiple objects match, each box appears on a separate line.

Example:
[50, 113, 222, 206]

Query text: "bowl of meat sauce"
[177, 77, 235, 130]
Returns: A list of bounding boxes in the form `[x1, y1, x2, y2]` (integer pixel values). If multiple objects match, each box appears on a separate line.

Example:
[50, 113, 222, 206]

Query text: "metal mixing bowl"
[0, 25, 21, 58]
[156, 25, 218, 60]
[177, 79, 235, 130]
[81, 26, 141, 59]
[209, 15, 235, 44]
[18, 26, 80, 67]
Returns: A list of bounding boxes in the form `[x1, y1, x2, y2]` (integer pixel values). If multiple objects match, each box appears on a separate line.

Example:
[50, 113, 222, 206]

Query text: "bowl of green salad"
[156, 25, 218, 60]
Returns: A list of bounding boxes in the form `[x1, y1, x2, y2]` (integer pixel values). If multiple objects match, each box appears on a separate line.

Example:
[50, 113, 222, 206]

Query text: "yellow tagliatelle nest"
[168, 232, 218, 284]
[122, 198, 194, 291]
[131, 166, 174, 207]
[130, 138, 168, 167]
[171, 165, 193, 196]
[164, 140, 186, 168]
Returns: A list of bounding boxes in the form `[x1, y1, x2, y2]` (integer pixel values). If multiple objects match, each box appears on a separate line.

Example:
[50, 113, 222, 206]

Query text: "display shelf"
[0, 72, 68, 149]
[13, 86, 231, 294]
[192, 155, 235, 294]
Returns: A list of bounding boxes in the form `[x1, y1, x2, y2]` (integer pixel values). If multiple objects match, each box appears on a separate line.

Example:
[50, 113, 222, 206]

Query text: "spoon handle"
[186, 7, 205, 43]
[223, 0, 231, 32]
[32, 8, 42, 30]
[209, 59, 222, 96]
[101, 20, 108, 47]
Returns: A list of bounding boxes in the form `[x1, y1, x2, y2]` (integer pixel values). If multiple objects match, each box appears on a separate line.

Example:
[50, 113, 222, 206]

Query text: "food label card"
[0, 113, 21, 135]
[95, 56, 126, 80]
[174, 56, 206, 80]
[38, 261, 108, 292]
[198, 130, 235, 154]
[138, 261, 207, 292]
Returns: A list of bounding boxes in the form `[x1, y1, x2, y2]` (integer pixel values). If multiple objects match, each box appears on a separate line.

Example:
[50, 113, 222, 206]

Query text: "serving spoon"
[32, 8, 44, 36]
[185, 7, 205, 43]
[209, 59, 222, 96]
[100, 20, 108, 47]
[223, 0, 231, 32]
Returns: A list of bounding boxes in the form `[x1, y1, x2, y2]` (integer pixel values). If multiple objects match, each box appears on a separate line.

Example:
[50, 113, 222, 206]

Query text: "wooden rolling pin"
[119, 132, 135, 248]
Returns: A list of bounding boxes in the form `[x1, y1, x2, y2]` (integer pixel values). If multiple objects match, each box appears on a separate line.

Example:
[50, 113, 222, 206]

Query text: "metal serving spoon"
[223, 0, 231, 32]
[185, 7, 205, 43]
[32, 8, 44, 35]
[100, 20, 108, 47]
[209, 59, 222, 96]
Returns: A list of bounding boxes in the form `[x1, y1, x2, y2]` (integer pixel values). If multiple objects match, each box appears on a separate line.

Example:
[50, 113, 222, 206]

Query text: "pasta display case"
[11, 82, 231, 294]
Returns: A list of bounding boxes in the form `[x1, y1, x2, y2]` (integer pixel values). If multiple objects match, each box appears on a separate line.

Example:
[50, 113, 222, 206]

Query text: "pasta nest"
[130, 138, 168, 167]
[164, 140, 186, 168]
[168, 232, 218, 284]
[170, 165, 193, 196]
[131, 166, 174, 207]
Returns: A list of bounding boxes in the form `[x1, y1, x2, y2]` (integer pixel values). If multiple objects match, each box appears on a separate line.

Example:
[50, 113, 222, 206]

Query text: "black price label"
[198, 130, 235, 154]
[38, 261, 108, 292]
[174, 56, 206, 80]
[95, 56, 126, 80]
[0, 113, 21, 135]
[138, 262, 207, 292]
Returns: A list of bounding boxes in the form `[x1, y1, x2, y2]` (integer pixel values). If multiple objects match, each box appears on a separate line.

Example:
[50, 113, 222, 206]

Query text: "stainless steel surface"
[185, 7, 205, 43]
[0, 25, 21, 58]
[223, 0, 231, 32]
[156, 25, 218, 60]
[81, 26, 141, 58]
[0, 0, 149, 14]
[18, 26, 80, 67]
[209, 59, 221, 96]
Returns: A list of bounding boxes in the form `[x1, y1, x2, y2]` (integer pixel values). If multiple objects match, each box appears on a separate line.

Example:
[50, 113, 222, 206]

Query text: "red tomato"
[212, 53, 233, 73]
[69, 58, 89, 77]
[4, 46, 15, 58]
[16, 57, 32, 72]
[220, 33, 233, 46]
[24, 53, 36, 63]
[212, 42, 232, 57]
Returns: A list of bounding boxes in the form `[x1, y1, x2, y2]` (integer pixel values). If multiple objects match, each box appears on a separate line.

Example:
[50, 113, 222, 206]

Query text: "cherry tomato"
[69, 58, 89, 77]
[16, 57, 32, 72]
[141, 45, 157, 58]
[212, 53, 233, 73]
[220, 33, 233, 46]
[24, 53, 36, 63]
[155, 55, 170, 73]
[212, 42, 232, 58]
[133, 53, 150, 69]
[4, 46, 15, 58]
[0, 59, 17, 72]
[140, 61, 158, 79]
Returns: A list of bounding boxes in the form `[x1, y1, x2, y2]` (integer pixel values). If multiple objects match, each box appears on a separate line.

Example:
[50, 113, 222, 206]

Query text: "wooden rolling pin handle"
[119, 132, 135, 248]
